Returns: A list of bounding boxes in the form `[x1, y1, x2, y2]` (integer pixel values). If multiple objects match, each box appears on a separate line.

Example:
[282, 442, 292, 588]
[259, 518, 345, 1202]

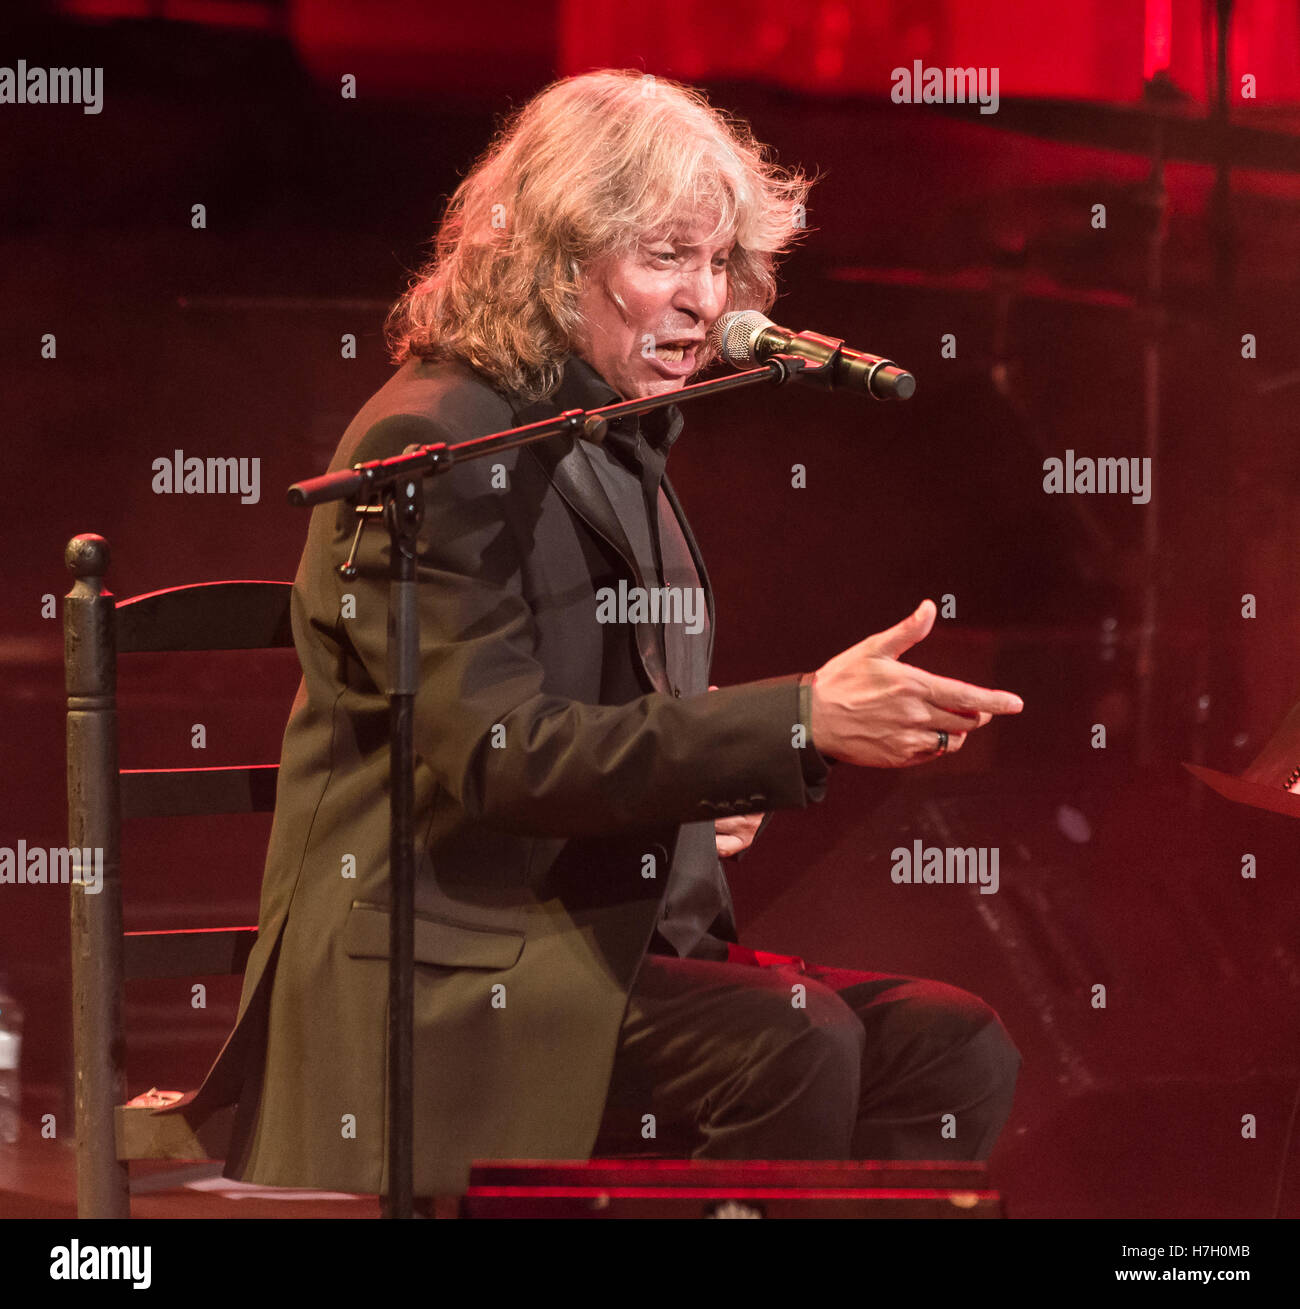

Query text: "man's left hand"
[715, 809, 764, 859]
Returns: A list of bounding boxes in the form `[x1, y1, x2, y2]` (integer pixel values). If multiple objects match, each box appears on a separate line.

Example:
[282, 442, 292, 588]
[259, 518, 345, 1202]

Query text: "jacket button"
[673, 686, 681, 697]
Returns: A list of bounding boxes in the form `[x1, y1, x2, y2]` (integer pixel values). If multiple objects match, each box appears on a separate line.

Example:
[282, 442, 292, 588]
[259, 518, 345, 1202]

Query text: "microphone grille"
[708, 310, 772, 366]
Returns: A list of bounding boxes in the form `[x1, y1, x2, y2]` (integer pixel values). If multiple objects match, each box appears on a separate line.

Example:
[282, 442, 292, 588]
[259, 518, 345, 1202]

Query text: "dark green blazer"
[159, 353, 824, 1196]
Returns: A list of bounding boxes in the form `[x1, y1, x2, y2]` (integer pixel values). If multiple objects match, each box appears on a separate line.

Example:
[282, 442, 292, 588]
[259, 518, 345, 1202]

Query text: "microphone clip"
[764, 351, 834, 388]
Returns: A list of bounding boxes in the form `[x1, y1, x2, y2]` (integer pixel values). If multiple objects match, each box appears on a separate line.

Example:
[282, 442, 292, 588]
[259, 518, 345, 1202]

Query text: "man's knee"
[937, 984, 1019, 1079]
[956, 1008, 1021, 1109]
[724, 975, 866, 1095]
[865, 977, 1020, 1095]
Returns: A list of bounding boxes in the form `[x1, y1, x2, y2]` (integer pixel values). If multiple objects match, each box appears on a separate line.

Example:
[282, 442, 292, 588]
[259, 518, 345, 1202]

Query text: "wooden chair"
[64, 533, 292, 1218]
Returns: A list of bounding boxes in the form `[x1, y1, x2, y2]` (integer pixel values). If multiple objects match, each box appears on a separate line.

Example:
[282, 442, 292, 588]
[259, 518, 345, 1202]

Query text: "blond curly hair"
[384, 69, 813, 403]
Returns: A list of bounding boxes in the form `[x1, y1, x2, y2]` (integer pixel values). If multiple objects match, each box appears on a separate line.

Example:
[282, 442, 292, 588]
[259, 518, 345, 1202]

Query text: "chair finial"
[66, 534, 110, 578]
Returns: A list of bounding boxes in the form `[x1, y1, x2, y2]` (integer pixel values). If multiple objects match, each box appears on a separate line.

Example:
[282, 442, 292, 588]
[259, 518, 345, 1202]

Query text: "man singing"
[167, 68, 1025, 1198]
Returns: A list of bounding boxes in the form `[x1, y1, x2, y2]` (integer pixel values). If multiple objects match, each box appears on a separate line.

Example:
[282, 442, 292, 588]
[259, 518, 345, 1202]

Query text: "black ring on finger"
[935, 730, 949, 755]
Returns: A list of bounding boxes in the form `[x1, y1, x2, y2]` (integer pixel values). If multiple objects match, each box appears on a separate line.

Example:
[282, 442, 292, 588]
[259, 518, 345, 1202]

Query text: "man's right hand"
[808, 599, 1023, 767]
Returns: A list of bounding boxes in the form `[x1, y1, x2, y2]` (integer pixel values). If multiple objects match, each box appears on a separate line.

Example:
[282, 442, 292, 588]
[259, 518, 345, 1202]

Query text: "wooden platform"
[451, 1158, 1002, 1219]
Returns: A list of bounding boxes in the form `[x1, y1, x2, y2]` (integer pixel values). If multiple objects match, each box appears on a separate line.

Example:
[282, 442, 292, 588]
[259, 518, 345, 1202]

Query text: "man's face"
[571, 217, 732, 400]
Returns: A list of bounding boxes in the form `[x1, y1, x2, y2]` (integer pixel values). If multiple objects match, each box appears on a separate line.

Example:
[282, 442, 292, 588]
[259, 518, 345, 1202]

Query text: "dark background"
[2, 0, 1300, 1218]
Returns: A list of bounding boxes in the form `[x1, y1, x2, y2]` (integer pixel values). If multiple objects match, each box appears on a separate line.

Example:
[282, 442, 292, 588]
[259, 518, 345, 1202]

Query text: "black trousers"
[590, 950, 1021, 1162]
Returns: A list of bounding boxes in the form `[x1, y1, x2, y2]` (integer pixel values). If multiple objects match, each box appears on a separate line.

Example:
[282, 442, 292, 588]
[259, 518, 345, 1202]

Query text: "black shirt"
[547, 353, 831, 960]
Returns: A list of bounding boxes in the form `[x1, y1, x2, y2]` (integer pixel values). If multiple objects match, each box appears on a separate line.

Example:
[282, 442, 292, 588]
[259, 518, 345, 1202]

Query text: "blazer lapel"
[524, 427, 673, 696]
[510, 357, 713, 696]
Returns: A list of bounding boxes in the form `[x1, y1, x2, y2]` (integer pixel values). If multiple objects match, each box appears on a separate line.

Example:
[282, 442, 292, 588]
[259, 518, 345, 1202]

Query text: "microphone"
[708, 310, 916, 400]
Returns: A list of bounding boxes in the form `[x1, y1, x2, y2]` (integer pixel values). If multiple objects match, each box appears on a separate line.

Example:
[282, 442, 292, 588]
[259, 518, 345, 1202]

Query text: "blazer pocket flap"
[343, 902, 524, 970]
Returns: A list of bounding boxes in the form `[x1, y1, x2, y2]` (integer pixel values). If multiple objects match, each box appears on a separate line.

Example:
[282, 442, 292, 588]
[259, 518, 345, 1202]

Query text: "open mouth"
[653, 341, 698, 364]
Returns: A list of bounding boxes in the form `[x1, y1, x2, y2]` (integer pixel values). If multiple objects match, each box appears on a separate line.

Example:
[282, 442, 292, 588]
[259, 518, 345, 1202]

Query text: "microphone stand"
[283, 348, 896, 1217]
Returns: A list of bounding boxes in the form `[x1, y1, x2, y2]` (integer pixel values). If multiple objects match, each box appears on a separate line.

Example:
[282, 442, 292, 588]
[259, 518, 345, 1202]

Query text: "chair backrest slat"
[120, 764, 279, 818]
[123, 927, 258, 980]
[117, 581, 294, 652]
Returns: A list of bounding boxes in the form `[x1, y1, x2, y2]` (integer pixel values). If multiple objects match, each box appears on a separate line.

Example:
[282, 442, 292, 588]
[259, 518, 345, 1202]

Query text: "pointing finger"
[920, 670, 1024, 716]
